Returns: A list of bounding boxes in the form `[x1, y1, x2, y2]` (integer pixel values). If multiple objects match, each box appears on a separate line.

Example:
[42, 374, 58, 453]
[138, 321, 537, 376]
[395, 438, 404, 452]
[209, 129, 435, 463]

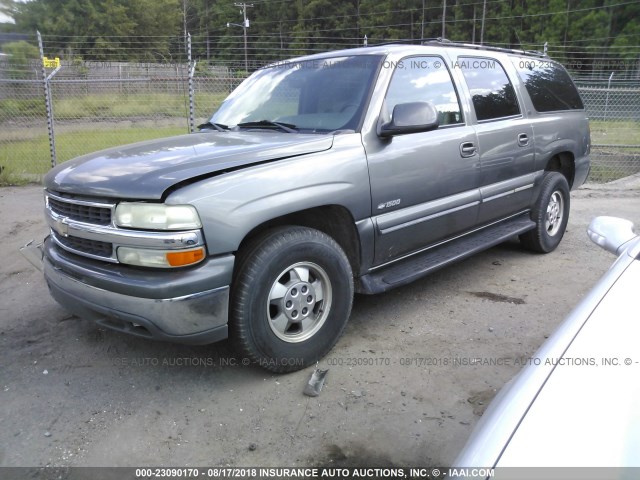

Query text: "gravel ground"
[0, 179, 639, 470]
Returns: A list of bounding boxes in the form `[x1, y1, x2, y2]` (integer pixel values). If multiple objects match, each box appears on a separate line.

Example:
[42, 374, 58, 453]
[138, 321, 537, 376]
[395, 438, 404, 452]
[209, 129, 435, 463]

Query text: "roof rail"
[370, 37, 546, 58]
[421, 38, 548, 58]
[370, 37, 443, 47]
[367, 37, 548, 58]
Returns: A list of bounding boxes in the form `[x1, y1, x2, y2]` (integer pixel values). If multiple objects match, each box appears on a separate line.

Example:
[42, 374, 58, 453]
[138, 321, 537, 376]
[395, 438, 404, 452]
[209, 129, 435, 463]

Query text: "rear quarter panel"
[506, 56, 590, 189]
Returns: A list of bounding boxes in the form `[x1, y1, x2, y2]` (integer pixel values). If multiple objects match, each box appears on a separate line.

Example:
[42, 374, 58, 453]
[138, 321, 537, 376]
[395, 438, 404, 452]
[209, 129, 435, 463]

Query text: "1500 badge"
[377, 199, 401, 210]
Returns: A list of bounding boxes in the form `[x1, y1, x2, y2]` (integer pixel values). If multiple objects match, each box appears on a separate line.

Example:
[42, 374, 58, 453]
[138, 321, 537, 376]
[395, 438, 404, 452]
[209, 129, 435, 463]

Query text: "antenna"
[512, 28, 523, 50]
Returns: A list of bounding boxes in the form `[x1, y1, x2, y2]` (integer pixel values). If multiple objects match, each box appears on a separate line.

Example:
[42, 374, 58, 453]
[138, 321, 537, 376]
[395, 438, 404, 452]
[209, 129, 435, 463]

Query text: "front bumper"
[33, 236, 234, 345]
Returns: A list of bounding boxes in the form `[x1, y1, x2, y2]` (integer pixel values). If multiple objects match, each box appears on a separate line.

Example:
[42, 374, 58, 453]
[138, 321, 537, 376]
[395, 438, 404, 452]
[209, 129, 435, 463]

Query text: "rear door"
[455, 56, 537, 225]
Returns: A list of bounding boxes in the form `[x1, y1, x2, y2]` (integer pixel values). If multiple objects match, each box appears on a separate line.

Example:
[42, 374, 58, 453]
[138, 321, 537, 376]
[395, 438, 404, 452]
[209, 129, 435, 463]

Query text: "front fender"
[166, 134, 371, 256]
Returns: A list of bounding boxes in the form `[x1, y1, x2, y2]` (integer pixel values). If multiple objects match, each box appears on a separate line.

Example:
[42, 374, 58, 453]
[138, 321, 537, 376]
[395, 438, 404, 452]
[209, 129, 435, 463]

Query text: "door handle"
[460, 142, 477, 158]
[518, 133, 529, 147]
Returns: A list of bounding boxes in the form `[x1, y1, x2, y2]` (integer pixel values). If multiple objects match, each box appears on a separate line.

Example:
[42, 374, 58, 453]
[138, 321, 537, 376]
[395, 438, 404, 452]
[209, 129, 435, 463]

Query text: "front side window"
[210, 55, 383, 133]
[458, 57, 521, 121]
[384, 56, 463, 126]
[512, 58, 584, 112]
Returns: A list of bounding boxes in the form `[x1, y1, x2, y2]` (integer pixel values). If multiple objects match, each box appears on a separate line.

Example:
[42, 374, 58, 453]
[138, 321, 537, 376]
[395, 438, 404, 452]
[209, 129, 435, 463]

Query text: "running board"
[358, 213, 535, 294]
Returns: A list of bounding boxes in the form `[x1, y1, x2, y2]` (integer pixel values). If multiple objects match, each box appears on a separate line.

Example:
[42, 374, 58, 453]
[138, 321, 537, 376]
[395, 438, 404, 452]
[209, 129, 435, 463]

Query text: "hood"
[44, 132, 334, 199]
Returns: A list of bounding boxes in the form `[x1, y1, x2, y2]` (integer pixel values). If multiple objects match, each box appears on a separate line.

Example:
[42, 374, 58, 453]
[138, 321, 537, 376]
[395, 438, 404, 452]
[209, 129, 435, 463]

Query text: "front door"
[363, 55, 482, 265]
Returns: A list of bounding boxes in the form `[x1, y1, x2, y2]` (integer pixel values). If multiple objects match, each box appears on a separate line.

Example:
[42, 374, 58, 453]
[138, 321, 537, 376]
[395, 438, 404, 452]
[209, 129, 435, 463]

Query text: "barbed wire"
[3, 29, 638, 81]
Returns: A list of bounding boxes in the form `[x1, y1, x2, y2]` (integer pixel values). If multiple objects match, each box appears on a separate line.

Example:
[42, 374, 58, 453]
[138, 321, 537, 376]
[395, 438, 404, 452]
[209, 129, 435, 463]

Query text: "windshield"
[210, 55, 383, 133]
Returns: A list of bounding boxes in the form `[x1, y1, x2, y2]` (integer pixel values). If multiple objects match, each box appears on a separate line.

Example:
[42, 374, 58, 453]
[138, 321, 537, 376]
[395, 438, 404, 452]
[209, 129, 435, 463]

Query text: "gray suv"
[34, 42, 590, 372]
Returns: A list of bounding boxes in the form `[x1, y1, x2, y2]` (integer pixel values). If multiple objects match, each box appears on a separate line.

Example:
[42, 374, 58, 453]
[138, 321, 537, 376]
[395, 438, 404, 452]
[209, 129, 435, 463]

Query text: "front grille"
[48, 196, 112, 226]
[54, 232, 113, 258]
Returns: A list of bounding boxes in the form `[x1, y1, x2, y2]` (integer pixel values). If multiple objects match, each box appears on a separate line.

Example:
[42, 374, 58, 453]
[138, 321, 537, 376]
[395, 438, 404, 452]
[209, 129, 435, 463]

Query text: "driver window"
[385, 56, 463, 126]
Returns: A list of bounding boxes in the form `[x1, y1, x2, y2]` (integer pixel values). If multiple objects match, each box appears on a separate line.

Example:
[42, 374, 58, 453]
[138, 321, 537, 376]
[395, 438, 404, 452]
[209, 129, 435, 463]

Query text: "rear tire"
[520, 172, 570, 253]
[230, 226, 353, 373]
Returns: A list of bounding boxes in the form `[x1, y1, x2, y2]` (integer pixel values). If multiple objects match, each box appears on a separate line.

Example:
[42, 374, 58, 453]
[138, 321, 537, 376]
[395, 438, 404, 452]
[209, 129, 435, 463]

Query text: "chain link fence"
[1, 35, 639, 184]
[0, 57, 244, 179]
[0, 75, 50, 177]
[0, 33, 50, 179]
[576, 80, 640, 183]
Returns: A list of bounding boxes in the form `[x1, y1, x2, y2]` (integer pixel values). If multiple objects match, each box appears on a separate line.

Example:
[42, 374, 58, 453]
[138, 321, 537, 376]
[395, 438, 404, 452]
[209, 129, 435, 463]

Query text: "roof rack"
[371, 37, 442, 47]
[370, 37, 547, 58]
[423, 38, 547, 58]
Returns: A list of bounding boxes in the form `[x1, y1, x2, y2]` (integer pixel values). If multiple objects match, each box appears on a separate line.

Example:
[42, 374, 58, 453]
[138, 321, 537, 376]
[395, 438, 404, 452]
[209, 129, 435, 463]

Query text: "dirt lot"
[1, 181, 639, 470]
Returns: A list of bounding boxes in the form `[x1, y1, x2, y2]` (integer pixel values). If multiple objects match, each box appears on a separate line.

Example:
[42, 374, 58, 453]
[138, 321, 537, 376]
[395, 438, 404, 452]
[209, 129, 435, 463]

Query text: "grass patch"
[1, 92, 228, 121]
[590, 120, 640, 145]
[585, 121, 640, 183]
[589, 149, 640, 183]
[0, 98, 46, 118]
[587, 164, 630, 183]
[0, 165, 38, 186]
[1, 125, 188, 174]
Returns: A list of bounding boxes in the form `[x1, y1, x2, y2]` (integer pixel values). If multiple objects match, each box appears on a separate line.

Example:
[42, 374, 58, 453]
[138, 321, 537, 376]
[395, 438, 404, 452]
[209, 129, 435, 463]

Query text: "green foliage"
[0, 97, 46, 118]
[10, 0, 181, 60]
[2, 39, 39, 58]
[1, 40, 40, 78]
[3, 0, 639, 74]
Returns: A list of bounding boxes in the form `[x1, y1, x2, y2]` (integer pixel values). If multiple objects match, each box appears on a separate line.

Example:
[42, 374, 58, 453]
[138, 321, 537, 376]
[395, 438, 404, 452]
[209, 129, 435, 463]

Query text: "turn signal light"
[166, 248, 205, 267]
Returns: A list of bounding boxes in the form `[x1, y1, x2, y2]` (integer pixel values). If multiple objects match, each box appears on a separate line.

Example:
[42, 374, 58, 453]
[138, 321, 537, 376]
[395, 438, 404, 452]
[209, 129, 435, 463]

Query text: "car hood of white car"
[498, 256, 640, 467]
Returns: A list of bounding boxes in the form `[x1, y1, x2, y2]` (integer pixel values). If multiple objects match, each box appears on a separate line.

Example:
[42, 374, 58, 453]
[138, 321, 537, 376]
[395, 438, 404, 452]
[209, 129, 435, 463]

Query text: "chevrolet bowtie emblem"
[55, 217, 70, 237]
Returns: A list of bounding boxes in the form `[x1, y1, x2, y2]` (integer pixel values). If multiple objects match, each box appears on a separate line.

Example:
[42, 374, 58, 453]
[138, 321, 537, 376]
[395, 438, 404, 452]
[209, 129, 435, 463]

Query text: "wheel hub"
[266, 262, 332, 343]
[548, 201, 560, 225]
[545, 191, 564, 236]
[282, 281, 316, 322]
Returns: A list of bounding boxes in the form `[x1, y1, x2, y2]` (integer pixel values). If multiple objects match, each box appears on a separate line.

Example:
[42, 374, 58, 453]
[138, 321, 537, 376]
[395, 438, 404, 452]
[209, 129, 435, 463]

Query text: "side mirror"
[587, 216, 637, 256]
[378, 102, 439, 138]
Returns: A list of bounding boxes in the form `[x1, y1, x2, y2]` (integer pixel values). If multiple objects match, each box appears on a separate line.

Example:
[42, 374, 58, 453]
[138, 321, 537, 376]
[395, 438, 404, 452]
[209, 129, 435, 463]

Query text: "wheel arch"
[544, 151, 575, 189]
[236, 205, 362, 275]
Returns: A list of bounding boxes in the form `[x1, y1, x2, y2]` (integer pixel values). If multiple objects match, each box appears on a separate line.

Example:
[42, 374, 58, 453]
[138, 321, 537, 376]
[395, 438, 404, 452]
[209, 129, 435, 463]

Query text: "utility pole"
[232, 2, 253, 72]
[441, 0, 446, 39]
[182, 0, 188, 54]
[472, 4, 476, 44]
[421, 0, 426, 40]
[480, 0, 487, 45]
[356, 0, 361, 42]
[205, 1, 210, 61]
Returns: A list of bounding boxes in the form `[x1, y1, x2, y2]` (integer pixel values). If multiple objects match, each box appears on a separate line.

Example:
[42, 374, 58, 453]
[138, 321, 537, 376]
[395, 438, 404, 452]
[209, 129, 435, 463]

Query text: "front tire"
[520, 172, 570, 253]
[230, 227, 354, 373]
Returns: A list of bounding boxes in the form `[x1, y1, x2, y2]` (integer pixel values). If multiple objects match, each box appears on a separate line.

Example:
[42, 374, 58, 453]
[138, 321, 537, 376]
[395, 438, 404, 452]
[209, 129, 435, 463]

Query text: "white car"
[454, 216, 640, 472]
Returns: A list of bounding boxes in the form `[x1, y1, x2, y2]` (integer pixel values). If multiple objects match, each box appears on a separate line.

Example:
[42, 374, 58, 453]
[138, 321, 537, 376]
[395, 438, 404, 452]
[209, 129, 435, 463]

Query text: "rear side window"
[457, 57, 520, 121]
[512, 58, 584, 112]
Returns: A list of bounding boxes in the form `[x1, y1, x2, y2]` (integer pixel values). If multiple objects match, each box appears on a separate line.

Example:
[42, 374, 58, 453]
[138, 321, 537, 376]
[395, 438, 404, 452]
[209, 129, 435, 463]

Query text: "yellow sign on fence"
[43, 57, 61, 68]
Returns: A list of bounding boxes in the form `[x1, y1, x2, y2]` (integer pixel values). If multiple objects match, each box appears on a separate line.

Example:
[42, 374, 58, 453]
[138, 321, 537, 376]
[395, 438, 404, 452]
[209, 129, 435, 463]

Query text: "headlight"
[115, 203, 202, 230]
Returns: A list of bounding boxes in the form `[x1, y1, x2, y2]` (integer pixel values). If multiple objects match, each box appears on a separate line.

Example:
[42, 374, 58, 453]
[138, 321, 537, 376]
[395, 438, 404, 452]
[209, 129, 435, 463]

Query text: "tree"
[10, 0, 181, 61]
[2, 40, 40, 78]
[2, 0, 637, 76]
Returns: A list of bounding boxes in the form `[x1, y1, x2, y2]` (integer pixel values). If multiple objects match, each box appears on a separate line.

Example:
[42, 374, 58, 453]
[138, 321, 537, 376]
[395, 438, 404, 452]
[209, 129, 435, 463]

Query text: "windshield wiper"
[236, 120, 298, 133]
[197, 121, 229, 132]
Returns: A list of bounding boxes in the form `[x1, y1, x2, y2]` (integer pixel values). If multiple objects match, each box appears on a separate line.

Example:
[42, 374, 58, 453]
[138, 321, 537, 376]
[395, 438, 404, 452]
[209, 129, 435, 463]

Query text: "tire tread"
[230, 226, 353, 373]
